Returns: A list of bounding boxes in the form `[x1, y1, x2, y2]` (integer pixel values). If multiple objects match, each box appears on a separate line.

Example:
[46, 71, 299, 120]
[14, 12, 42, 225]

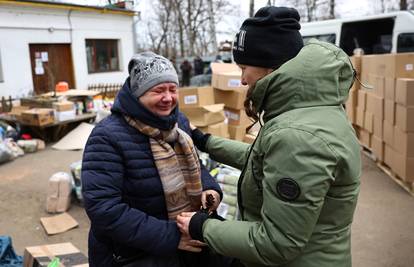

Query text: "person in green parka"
[176, 6, 362, 267]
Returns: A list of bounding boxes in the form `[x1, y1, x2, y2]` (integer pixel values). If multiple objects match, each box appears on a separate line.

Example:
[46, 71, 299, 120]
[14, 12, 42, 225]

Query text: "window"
[86, 39, 120, 73]
[397, 33, 414, 53]
[303, 34, 336, 44]
[0, 50, 3, 82]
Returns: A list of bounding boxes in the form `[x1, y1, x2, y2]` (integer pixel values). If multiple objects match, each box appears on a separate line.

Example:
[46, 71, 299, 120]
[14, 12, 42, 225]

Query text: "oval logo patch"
[276, 178, 301, 201]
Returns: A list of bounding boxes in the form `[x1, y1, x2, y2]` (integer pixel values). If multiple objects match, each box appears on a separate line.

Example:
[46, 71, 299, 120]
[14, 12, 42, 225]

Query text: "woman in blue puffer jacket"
[82, 52, 224, 267]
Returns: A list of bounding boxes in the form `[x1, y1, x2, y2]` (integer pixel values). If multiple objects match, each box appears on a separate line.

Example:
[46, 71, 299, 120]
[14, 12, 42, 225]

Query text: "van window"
[340, 18, 394, 55]
[0, 50, 3, 82]
[303, 34, 336, 44]
[397, 33, 414, 53]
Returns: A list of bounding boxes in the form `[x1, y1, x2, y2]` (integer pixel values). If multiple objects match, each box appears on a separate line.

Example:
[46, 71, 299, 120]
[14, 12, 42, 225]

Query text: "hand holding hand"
[201, 190, 221, 212]
[178, 232, 206, 252]
[176, 212, 196, 236]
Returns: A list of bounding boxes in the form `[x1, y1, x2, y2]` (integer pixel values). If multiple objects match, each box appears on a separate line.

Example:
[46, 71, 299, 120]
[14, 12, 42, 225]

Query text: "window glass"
[0, 50, 3, 82]
[85, 39, 120, 73]
[303, 34, 336, 44]
[397, 33, 414, 53]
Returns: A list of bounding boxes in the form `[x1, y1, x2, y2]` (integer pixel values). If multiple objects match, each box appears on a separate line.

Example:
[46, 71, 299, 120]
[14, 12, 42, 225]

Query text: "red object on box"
[21, 134, 32, 140]
[55, 81, 69, 92]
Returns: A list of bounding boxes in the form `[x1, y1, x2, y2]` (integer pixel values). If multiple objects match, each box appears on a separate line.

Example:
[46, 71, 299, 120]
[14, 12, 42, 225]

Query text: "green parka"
[202, 39, 361, 267]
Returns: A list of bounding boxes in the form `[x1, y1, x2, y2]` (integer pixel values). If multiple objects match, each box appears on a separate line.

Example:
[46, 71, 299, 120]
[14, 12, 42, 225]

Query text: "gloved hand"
[191, 128, 211, 153]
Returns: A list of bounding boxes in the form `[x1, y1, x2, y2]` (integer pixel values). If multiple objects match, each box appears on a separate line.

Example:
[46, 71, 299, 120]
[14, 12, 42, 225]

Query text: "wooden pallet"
[360, 144, 414, 197]
[377, 162, 414, 197]
[361, 145, 378, 162]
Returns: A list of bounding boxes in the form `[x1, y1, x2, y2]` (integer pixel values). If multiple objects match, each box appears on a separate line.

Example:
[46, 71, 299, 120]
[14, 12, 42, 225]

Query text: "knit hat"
[233, 6, 304, 68]
[128, 52, 179, 98]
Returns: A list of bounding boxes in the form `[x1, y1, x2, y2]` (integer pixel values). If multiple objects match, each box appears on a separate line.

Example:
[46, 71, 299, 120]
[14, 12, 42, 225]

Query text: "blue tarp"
[0, 236, 23, 267]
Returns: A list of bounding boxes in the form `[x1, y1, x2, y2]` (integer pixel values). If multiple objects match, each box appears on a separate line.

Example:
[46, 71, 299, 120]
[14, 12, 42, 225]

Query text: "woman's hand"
[178, 232, 206, 252]
[177, 212, 196, 236]
[202, 190, 221, 212]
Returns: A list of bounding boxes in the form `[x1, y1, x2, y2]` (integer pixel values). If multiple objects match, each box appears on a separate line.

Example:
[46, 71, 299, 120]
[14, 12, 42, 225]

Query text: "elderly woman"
[81, 52, 223, 267]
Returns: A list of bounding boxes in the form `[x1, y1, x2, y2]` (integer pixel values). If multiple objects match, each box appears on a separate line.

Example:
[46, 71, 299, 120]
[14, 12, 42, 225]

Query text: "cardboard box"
[23, 242, 88, 267]
[21, 108, 55, 126]
[393, 152, 414, 182]
[383, 121, 394, 146]
[369, 74, 385, 98]
[8, 106, 30, 118]
[53, 101, 74, 112]
[390, 53, 414, 78]
[355, 107, 365, 128]
[384, 99, 395, 125]
[346, 89, 358, 108]
[346, 106, 356, 124]
[46, 172, 72, 213]
[359, 129, 371, 148]
[364, 112, 374, 133]
[228, 124, 247, 141]
[357, 90, 367, 111]
[395, 78, 414, 106]
[211, 63, 247, 91]
[181, 104, 225, 127]
[361, 53, 414, 79]
[214, 88, 247, 110]
[224, 107, 251, 126]
[179, 86, 215, 108]
[54, 109, 76, 122]
[373, 117, 383, 139]
[385, 78, 396, 101]
[395, 104, 414, 132]
[366, 94, 384, 120]
[199, 121, 229, 138]
[384, 144, 395, 168]
[393, 126, 414, 157]
[371, 135, 384, 161]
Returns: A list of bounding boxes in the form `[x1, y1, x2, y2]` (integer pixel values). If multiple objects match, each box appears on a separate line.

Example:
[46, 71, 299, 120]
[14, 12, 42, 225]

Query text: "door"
[29, 44, 75, 95]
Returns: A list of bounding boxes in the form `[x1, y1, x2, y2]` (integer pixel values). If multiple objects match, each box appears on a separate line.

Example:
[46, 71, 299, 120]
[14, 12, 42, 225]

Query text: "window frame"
[0, 49, 3, 82]
[397, 32, 414, 53]
[85, 39, 120, 74]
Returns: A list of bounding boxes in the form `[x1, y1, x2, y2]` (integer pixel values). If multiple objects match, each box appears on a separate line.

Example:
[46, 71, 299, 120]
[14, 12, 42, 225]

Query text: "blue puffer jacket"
[82, 79, 222, 267]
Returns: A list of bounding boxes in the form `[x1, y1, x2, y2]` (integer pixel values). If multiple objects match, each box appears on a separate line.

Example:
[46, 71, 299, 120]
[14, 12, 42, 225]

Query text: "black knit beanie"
[233, 6, 304, 68]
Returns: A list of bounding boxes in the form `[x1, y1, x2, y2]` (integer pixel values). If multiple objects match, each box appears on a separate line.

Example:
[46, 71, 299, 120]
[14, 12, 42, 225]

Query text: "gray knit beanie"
[128, 52, 179, 98]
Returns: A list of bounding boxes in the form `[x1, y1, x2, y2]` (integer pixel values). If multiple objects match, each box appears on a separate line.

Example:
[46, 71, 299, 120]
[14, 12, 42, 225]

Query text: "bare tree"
[400, 0, 407, 9]
[249, 0, 254, 17]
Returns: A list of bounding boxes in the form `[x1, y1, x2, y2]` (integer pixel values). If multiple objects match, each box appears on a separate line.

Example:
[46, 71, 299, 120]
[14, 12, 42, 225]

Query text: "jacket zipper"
[237, 128, 261, 219]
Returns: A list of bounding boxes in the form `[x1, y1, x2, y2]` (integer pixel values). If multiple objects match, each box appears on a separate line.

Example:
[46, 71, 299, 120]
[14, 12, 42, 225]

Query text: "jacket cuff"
[189, 211, 209, 242]
[191, 128, 211, 152]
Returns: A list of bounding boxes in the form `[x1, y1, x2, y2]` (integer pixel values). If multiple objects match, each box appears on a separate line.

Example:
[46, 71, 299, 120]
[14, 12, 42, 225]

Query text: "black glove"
[189, 210, 225, 242]
[191, 128, 211, 152]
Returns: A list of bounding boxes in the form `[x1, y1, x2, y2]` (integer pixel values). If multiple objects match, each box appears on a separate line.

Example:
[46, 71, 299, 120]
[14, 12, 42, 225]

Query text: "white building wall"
[0, 4, 134, 98]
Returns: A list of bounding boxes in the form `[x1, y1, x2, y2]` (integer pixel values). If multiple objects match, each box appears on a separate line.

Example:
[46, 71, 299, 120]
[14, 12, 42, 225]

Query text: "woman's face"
[238, 64, 274, 88]
[139, 82, 178, 116]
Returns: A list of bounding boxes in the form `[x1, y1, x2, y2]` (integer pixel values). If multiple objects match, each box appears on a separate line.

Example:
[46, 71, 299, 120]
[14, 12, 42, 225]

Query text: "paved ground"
[1, 146, 414, 266]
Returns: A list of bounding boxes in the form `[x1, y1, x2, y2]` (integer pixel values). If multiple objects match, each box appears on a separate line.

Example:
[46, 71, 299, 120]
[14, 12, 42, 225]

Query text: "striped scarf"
[124, 115, 202, 220]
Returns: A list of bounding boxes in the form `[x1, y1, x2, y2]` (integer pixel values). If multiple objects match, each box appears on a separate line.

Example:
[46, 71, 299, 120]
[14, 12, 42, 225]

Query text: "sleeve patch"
[276, 178, 301, 201]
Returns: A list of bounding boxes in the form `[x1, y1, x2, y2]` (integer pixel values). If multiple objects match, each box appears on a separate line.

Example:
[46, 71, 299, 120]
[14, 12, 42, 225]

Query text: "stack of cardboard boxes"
[179, 86, 229, 138]
[211, 63, 251, 141]
[179, 63, 255, 143]
[346, 52, 414, 184]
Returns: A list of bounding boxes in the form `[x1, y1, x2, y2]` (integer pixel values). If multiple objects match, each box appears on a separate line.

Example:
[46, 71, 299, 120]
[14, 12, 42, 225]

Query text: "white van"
[300, 10, 414, 55]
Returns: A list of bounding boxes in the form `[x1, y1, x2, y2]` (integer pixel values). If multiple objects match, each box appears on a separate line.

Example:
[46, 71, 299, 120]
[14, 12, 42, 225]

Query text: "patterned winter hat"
[128, 52, 179, 98]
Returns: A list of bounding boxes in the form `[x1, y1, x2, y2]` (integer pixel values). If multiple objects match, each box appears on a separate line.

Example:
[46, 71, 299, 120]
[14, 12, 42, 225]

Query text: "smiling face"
[139, 82, 178, 116]
[239, 64, 274, 88]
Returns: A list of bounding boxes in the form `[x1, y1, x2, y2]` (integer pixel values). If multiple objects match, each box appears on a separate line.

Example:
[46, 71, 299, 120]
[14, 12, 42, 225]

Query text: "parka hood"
[251, 39, 355, 123]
